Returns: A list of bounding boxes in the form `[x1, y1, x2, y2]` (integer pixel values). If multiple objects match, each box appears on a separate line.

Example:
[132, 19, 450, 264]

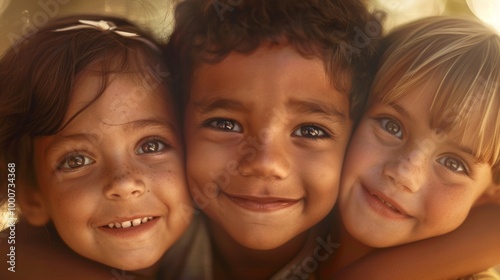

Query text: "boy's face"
[339, 86, 496, 247]
[32, 72, 193, 270]
[184, 45, 352, 250]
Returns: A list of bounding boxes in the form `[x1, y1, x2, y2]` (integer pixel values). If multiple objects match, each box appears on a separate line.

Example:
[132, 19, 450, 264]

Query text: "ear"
[19, 186, 51, 226]
[474, 184, 500, 207]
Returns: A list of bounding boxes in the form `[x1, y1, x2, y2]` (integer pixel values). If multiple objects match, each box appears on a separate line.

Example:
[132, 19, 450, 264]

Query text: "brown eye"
[206, 119, 242, 132]
[217, 120, 234, 130]
[136, 139, 166, 154]
[380, 118, 403, 138]
[292, 125, 328, 139]
[58, 154, 95, 170]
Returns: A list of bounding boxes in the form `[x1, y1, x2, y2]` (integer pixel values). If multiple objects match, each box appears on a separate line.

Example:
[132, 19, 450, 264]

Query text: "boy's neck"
[208, 219, 308, 280]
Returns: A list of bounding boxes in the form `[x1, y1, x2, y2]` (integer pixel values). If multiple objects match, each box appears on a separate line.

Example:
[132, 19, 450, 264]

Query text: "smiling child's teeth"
[132, 218, 141, 226]
[121, 221, 132, 228]
[107, 217, 154, 228]
[373, 193, 400, 212]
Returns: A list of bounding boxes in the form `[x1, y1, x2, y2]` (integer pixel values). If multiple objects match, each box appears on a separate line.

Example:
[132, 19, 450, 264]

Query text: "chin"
[101, 253, 160, 271]
[233, 231, 289, 251]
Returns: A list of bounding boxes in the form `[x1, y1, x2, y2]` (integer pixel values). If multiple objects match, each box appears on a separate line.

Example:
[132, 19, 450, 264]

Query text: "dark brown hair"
[165, 0, 382, 118]
[0, 14, 172, 210]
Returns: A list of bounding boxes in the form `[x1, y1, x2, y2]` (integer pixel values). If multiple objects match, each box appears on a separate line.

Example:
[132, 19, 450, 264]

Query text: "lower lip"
[223, 193, 300, 212]
[361, 186, 410, 220]
[98, 217, 159, 238]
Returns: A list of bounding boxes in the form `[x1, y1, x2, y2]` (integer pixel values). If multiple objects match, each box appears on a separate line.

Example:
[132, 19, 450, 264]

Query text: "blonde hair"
[371, 16, 500, 183]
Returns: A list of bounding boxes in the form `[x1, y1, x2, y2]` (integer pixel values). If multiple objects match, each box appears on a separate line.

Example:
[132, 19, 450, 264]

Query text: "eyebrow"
[389, 103, 413, 122]
[120, 118, 177, 134]
[447, 142, 485, 164]
[288, 99, 346, 121]
[192, 98, 250, 115]
[45, 118, 177, 155]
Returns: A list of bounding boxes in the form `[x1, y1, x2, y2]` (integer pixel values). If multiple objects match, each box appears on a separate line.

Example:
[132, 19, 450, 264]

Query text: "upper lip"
[363, 184, 412, 217]
[222, 193, 301, 203]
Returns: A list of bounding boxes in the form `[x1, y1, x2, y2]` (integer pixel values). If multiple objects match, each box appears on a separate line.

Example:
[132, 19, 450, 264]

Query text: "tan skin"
[2, 57, 499, 280]
[0, 70, 192, 279]
[330, 203, 500, 280]
[184, 44, 352, 280]
[3, 204, 499, 279]
[0, 220, 154, 280]
[318, 86, 500, 279]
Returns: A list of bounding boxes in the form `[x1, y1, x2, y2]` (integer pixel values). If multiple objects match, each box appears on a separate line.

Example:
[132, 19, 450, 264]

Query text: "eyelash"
[203, 118, 243, 132]
[135, 136, 169, 155]
[292, 124, 332, 140]
[204, 118, 332, 140]
[56, 151, 95, 171]
[55, 136, 169, 171]
[436, 154, 471, 176]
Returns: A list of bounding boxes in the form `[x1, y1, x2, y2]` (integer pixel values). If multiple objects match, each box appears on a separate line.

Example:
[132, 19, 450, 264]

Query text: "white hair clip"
[53, 19, 160, 52]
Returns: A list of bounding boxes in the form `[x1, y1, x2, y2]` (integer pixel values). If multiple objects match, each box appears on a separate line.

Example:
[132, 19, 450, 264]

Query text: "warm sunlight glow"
[467, 0, 500, 34]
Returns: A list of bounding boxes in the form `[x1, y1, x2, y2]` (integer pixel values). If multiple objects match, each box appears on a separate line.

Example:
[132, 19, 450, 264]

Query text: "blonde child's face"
[32, 71, 193, 270]
[184, 44, 352, 250]
[339, 86, 496, 247]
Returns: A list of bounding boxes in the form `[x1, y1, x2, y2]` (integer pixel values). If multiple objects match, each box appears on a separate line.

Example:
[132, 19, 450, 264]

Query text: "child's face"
[184, 45, 352, 250]
[32, 72, 192, 270]
[339, 86, 496, 247]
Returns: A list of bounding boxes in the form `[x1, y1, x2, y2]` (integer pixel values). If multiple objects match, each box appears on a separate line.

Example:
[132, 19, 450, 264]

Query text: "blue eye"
[206, 119, 242, 132]
[58, 153, 95, 170]
[136, 138, 167, 154]
[379, 118, 403, 139]
[292, 125, 328, 139]
[437, 155, 470, 175]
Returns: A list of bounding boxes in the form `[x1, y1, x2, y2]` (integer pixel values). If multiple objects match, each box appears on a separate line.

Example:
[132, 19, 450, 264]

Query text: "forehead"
[66, 71, 174, 128]
[190, 44, 350, 112]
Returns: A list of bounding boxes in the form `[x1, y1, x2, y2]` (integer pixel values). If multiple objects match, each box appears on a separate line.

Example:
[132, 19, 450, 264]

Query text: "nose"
[382, 149, 426, 193]
[103, 165, 146, 200]
[238, 137, 291, 180]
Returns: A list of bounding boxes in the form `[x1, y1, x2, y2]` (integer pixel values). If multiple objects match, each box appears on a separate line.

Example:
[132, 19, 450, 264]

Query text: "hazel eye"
[136, 138, 167, 154]
[292, 125, 328, 139]
[437, 155, 470, 175]
[380, 118, 403, 139]
[206, 119, 242, 132]
[58, 153, 95, 170]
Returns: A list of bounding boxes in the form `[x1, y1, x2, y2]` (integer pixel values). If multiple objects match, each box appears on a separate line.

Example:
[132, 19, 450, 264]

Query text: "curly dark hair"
[166, 0, 382, 119]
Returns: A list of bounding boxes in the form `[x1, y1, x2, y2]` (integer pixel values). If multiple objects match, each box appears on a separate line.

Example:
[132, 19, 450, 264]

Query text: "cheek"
[343, 128, 380, 177]
[155, 162, 190, 204]
[421, 189, 472, 232]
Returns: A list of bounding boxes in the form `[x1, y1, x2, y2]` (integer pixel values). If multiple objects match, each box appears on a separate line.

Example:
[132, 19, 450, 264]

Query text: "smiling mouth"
[223, 193, 300, 212]
[370, 193, 402, 214]
[106, 217, 154, 229]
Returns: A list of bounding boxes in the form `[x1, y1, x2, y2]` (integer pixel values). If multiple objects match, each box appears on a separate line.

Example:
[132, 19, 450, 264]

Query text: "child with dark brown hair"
[0, 14, 193, 279]
[165, 1, 500, 279]
[162, 0, 380, 279]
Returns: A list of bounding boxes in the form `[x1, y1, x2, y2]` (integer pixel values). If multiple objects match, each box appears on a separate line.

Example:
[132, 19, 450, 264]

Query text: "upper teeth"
[373, 194, 400, 212]
[108, 217, 153, 229]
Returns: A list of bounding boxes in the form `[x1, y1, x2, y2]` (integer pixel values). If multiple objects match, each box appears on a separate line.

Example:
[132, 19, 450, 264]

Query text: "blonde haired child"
[321, 16, 500, 279]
